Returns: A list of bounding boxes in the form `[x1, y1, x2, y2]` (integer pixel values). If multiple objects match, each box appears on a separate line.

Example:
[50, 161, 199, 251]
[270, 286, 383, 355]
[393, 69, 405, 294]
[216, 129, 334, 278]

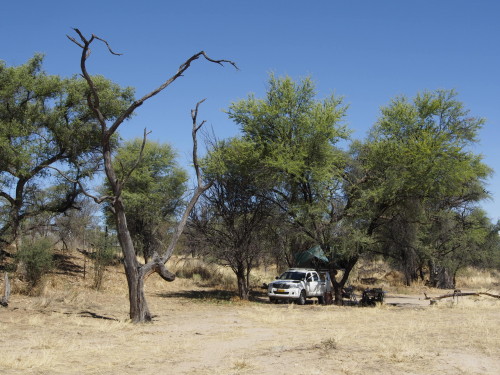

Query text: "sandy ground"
[1, 272, 499, 375]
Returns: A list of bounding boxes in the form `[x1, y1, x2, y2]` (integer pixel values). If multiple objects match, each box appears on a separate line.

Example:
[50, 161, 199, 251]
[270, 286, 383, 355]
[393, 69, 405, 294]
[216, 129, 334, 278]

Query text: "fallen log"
[424, 290, 500, 302]
[1, 272, 10, 307]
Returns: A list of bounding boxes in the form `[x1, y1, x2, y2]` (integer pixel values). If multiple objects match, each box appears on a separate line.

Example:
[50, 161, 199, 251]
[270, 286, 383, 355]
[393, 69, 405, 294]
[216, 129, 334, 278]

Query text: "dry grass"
[1, 252, 499, 374]
[456, 267, 500, 289]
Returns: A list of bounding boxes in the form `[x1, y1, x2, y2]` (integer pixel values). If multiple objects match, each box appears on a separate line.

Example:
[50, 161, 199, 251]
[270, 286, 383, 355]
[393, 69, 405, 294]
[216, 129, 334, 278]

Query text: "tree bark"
[428, 260, 455, 289]
[68, 29, 236, 322]
[236, 264, 250, 300]
[1, 272, 10, 307]
[331, 255, 358, 305]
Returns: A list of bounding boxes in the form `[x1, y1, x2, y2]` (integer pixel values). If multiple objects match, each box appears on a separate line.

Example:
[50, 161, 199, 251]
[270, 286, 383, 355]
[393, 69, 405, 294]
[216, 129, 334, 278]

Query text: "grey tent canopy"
[294, 245, 329, 268]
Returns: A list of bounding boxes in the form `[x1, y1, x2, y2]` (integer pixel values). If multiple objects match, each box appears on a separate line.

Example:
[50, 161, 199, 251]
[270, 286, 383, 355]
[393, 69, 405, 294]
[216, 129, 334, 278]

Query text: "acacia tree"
[190, 138, 271, 299]
[105, 139, 187, 263]
[0, 55, 132, 249]
[68, 29, 236, 322]
[227, 75, 353, 303]
[352, 90, 492, 286]
[423, 208, 494, 288]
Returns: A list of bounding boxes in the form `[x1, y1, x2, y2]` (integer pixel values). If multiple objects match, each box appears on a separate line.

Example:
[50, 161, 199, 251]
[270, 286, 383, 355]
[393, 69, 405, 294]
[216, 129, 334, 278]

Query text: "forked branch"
[67, 28, 238, 140]
[142, 100, 213, 280]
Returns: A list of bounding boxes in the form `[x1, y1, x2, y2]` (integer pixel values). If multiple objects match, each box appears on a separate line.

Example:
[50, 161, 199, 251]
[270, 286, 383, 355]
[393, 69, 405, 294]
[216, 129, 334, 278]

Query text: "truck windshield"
[279, 271, 306, 281]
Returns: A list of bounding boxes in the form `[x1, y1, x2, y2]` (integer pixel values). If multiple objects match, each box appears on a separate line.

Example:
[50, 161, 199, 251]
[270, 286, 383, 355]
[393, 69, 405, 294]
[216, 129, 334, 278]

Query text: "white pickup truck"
[267, 268, 332, 305]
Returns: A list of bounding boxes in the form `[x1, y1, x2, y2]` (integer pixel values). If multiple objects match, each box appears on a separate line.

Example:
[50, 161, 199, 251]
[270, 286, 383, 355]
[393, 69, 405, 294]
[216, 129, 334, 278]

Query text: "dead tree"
[1, 273, 10, 307]
[67, 29, 237, 322]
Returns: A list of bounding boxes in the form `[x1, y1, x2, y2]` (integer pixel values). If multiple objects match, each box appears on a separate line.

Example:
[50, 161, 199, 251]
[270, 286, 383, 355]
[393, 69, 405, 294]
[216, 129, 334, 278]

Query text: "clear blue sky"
[2, 0, 499, 221]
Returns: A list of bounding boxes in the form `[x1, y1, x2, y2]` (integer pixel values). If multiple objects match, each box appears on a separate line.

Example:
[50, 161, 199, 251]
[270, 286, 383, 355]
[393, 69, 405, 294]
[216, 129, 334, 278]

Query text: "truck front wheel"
[297, 290, 306, 305]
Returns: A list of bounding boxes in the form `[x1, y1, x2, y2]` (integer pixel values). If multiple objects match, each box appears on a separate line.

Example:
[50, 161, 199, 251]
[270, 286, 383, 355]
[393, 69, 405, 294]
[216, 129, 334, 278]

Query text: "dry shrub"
[15, 238, 54, 294]
[172, 257, 236, 289]
[173, 258, 215, 280]
[456, 267, 500, 289]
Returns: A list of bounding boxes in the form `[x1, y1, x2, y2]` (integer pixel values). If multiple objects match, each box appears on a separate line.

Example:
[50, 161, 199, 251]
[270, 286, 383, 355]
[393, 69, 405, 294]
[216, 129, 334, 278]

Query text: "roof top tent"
[293, 245, 329, 269]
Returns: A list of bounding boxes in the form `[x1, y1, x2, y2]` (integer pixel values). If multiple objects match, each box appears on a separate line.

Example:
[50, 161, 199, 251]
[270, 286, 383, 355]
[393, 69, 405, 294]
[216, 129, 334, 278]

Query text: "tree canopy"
[105, 139, 187, 263]
[0, 55, 134, 247]
[351, 89, 492, 286]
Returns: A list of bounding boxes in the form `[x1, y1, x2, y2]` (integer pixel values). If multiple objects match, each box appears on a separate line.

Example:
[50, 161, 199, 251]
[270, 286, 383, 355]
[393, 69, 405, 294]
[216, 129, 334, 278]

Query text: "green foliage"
[228, 74, 349, 184]
[105, 139, 187, 261]
[352, 89, 493, 285]
[0, 55, 134, 246]
[15, 237, 53, 288]
[226, 75, 351, 248]
[195, 138, 273, 299]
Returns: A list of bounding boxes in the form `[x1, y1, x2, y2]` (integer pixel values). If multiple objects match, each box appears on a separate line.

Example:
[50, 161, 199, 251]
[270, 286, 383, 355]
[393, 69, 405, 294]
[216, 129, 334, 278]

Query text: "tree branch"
[0, 191, 15, 205]
[121, 128, 151, 190]
[45, 166, 114, 204]
[108, 52, 238, 137]
[158, 100, 213, 264]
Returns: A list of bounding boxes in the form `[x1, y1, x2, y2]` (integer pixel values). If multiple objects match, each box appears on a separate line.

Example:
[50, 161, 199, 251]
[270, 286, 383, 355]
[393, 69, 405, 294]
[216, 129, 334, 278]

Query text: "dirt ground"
[1, 267, 499, 375]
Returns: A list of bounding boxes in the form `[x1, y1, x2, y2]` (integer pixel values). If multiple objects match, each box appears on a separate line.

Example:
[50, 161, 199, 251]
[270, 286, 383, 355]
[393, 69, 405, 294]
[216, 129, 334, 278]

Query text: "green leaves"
[227, 75, 349, 185]
[105, 139, 188, 260]
[0, 55, 135, 245]
[353, 89, 493, 284]
[361, 89, 490, 205]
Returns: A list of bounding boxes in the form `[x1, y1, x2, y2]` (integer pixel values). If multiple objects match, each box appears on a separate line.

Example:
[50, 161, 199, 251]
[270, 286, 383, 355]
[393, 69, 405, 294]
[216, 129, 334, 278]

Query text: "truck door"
[306, 272, 321, 296]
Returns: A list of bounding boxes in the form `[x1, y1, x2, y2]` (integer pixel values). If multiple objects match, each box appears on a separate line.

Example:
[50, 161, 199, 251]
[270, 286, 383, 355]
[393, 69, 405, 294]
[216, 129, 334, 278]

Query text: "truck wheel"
[297, 290, 306, 305]
[318, 295, 325, 305]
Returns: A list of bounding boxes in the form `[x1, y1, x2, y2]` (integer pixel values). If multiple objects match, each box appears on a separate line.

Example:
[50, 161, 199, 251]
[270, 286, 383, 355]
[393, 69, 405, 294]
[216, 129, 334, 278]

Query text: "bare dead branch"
[68, 29, 107, 129]
[157, 100, 213, 264]
[66, 35, 84, 49]
[191, 99, 206, 185]
[143, 253, 176, 281]
[0, 191, 15, 205]
[108, 52, 238, 136]
[69, 29, 238, 144]
[424, 291, 500, 301]
[199, 51, 239, 70]
[121, 128, 151, 189]
[92, 34, 123, 56]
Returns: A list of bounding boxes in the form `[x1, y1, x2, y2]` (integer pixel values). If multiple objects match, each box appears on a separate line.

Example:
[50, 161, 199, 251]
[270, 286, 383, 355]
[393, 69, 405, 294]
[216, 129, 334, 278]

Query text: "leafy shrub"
[92, 232, 116, 290]
[16, 238, 54, 289]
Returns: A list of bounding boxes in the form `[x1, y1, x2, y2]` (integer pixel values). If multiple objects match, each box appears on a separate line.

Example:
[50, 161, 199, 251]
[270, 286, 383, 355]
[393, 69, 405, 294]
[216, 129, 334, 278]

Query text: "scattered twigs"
[1, 272, 10, 307]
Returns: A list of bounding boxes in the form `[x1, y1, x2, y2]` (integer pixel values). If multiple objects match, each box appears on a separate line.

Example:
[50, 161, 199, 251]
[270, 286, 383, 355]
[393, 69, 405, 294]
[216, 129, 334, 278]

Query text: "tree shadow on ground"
[157, 289, 271, 304]
[78, 310, 119, 321]
[53, 253, 84, 276]
[157, 289, 237, 301]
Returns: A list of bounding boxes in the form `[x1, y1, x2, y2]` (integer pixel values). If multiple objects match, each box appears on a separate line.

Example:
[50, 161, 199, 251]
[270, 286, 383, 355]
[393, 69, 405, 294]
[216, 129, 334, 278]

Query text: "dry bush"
[456, 267, 500, 289]
[170, 257, 236, 289]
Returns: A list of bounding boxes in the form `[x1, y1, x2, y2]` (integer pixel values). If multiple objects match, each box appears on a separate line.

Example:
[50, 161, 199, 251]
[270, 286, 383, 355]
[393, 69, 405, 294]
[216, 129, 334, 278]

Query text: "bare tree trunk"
[236, 264, 250, 300]
[1, 272, 10, 307]
[68, 29, 236, 323]
[331, 255, 358, 305]
[428, 261, 455, 289]
[401, 246, 419, 286]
